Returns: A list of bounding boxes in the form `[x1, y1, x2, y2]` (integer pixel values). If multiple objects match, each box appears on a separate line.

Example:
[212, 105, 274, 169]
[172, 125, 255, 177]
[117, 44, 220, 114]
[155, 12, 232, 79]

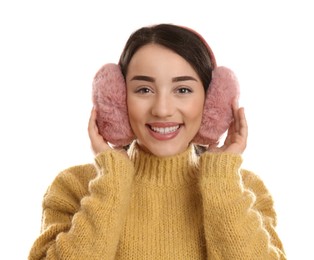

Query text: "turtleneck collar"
[127, 141, 199, 187]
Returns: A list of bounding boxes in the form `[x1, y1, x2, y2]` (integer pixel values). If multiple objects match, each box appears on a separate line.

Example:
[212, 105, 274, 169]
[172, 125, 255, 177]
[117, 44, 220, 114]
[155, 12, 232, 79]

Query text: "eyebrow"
[172, 76, 198, 82]
[130, 75, 198, 82]
[131, 75, 155, 82]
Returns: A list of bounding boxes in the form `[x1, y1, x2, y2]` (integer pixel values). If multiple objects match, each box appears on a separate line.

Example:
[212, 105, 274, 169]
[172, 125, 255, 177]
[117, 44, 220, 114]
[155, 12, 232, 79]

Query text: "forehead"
[132, 44, 179, 61]
[127, 44, 198, 77]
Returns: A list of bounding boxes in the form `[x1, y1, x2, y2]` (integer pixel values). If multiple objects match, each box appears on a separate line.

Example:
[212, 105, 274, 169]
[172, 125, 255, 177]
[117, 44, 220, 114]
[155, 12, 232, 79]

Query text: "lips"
[146, 123, 181, 140]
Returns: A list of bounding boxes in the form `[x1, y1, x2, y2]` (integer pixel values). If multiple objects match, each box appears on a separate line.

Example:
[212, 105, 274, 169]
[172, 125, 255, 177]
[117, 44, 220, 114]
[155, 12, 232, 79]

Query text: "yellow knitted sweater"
[29, 143, 286, 259]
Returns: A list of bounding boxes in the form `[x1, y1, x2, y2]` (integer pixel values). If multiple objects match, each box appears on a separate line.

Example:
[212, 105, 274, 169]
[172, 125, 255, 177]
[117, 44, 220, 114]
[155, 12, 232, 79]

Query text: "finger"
[229, 117, 236, 135]
[88, 107, 98, 138]
[238, 107, 248, 138]
[232, 99, 240, 132]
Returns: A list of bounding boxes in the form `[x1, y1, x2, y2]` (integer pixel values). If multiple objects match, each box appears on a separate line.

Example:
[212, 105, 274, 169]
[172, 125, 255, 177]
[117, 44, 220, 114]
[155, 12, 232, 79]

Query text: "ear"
[192, 66, 240, 145]
[92, 63, 135, 147]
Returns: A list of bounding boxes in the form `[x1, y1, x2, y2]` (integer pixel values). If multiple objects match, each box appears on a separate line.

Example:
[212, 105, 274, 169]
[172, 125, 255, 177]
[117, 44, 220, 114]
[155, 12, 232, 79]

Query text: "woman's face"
[126, 44, 205, 157]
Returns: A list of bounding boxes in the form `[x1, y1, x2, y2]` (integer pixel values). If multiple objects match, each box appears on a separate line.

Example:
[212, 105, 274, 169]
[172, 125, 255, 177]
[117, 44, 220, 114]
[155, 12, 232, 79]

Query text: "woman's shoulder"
[43, 163, 97, 209]
[53, 163, 97, 187]
[241, 169, 269, 194]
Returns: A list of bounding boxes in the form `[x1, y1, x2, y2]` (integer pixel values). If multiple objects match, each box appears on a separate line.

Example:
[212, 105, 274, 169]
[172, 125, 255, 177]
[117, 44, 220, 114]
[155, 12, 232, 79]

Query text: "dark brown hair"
[118, 24, 214, 92]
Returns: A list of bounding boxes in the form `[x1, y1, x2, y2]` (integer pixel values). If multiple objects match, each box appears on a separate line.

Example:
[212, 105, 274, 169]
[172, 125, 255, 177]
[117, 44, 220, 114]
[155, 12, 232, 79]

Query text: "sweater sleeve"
[28, 150, 134, 260]
[199, 152, 286, 260]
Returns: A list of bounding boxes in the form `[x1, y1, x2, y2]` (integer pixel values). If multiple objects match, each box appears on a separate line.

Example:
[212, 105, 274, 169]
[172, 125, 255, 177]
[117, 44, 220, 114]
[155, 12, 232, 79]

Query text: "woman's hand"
[208, 100, 248, 154]
[88, 107, 111, 155]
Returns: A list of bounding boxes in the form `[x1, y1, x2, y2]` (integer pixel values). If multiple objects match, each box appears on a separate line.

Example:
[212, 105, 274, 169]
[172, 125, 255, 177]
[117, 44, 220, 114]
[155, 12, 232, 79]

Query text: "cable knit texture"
[28, 142, 286, 259]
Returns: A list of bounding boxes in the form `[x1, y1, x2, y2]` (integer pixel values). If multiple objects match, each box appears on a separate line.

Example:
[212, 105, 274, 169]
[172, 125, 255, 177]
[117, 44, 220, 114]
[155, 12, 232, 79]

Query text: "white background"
[1, 1, 313, 259]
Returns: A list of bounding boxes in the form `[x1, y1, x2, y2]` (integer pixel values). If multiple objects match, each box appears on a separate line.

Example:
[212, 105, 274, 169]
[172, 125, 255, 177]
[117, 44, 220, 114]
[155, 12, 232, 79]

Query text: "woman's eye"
[136, 87, 152, 94]
[177, 87, 192, 94]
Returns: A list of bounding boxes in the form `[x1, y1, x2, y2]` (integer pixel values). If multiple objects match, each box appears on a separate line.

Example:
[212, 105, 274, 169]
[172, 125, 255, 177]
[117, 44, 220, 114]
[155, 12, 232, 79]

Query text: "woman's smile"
[146, 122, 182, 140]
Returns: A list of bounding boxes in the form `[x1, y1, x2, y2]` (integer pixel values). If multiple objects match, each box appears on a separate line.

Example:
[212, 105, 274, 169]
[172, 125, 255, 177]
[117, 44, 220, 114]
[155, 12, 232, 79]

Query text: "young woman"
[28, 24, 286, 259]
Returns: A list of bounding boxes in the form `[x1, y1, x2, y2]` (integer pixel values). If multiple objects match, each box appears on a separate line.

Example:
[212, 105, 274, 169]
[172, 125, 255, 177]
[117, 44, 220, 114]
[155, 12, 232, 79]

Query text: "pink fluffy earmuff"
[192, 66, 240, 144]
[92, 30, 240, 147]
[92, 63, 135, 147]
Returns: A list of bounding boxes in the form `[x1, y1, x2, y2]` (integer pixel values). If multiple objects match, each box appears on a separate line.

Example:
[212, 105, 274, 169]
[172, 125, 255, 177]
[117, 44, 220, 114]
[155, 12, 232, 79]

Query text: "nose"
[151, 94, 174, 118]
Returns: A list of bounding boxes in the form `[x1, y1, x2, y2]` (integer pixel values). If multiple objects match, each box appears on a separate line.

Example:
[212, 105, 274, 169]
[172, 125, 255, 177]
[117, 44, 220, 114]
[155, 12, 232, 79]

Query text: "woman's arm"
[28, 150, 134, 260]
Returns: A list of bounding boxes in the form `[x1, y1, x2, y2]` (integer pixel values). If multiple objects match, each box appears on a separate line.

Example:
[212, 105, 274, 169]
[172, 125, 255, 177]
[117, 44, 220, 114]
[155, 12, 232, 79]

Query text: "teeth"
[151, 125, 179, 134]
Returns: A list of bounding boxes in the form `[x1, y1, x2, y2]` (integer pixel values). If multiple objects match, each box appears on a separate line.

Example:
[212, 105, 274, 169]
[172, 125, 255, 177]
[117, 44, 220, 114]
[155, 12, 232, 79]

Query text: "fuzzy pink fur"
[192, 66, 240, 145]
[92, 63, 135, 147]
[92, 64, 239, 147]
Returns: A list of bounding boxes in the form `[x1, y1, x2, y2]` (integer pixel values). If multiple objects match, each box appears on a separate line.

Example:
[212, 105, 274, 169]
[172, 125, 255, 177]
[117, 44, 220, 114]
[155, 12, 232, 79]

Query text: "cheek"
[127, 98, 137, 125]
[127, 96, 146, 128]
[187, 96, 205, 123]
[191, 107, 204, 127]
